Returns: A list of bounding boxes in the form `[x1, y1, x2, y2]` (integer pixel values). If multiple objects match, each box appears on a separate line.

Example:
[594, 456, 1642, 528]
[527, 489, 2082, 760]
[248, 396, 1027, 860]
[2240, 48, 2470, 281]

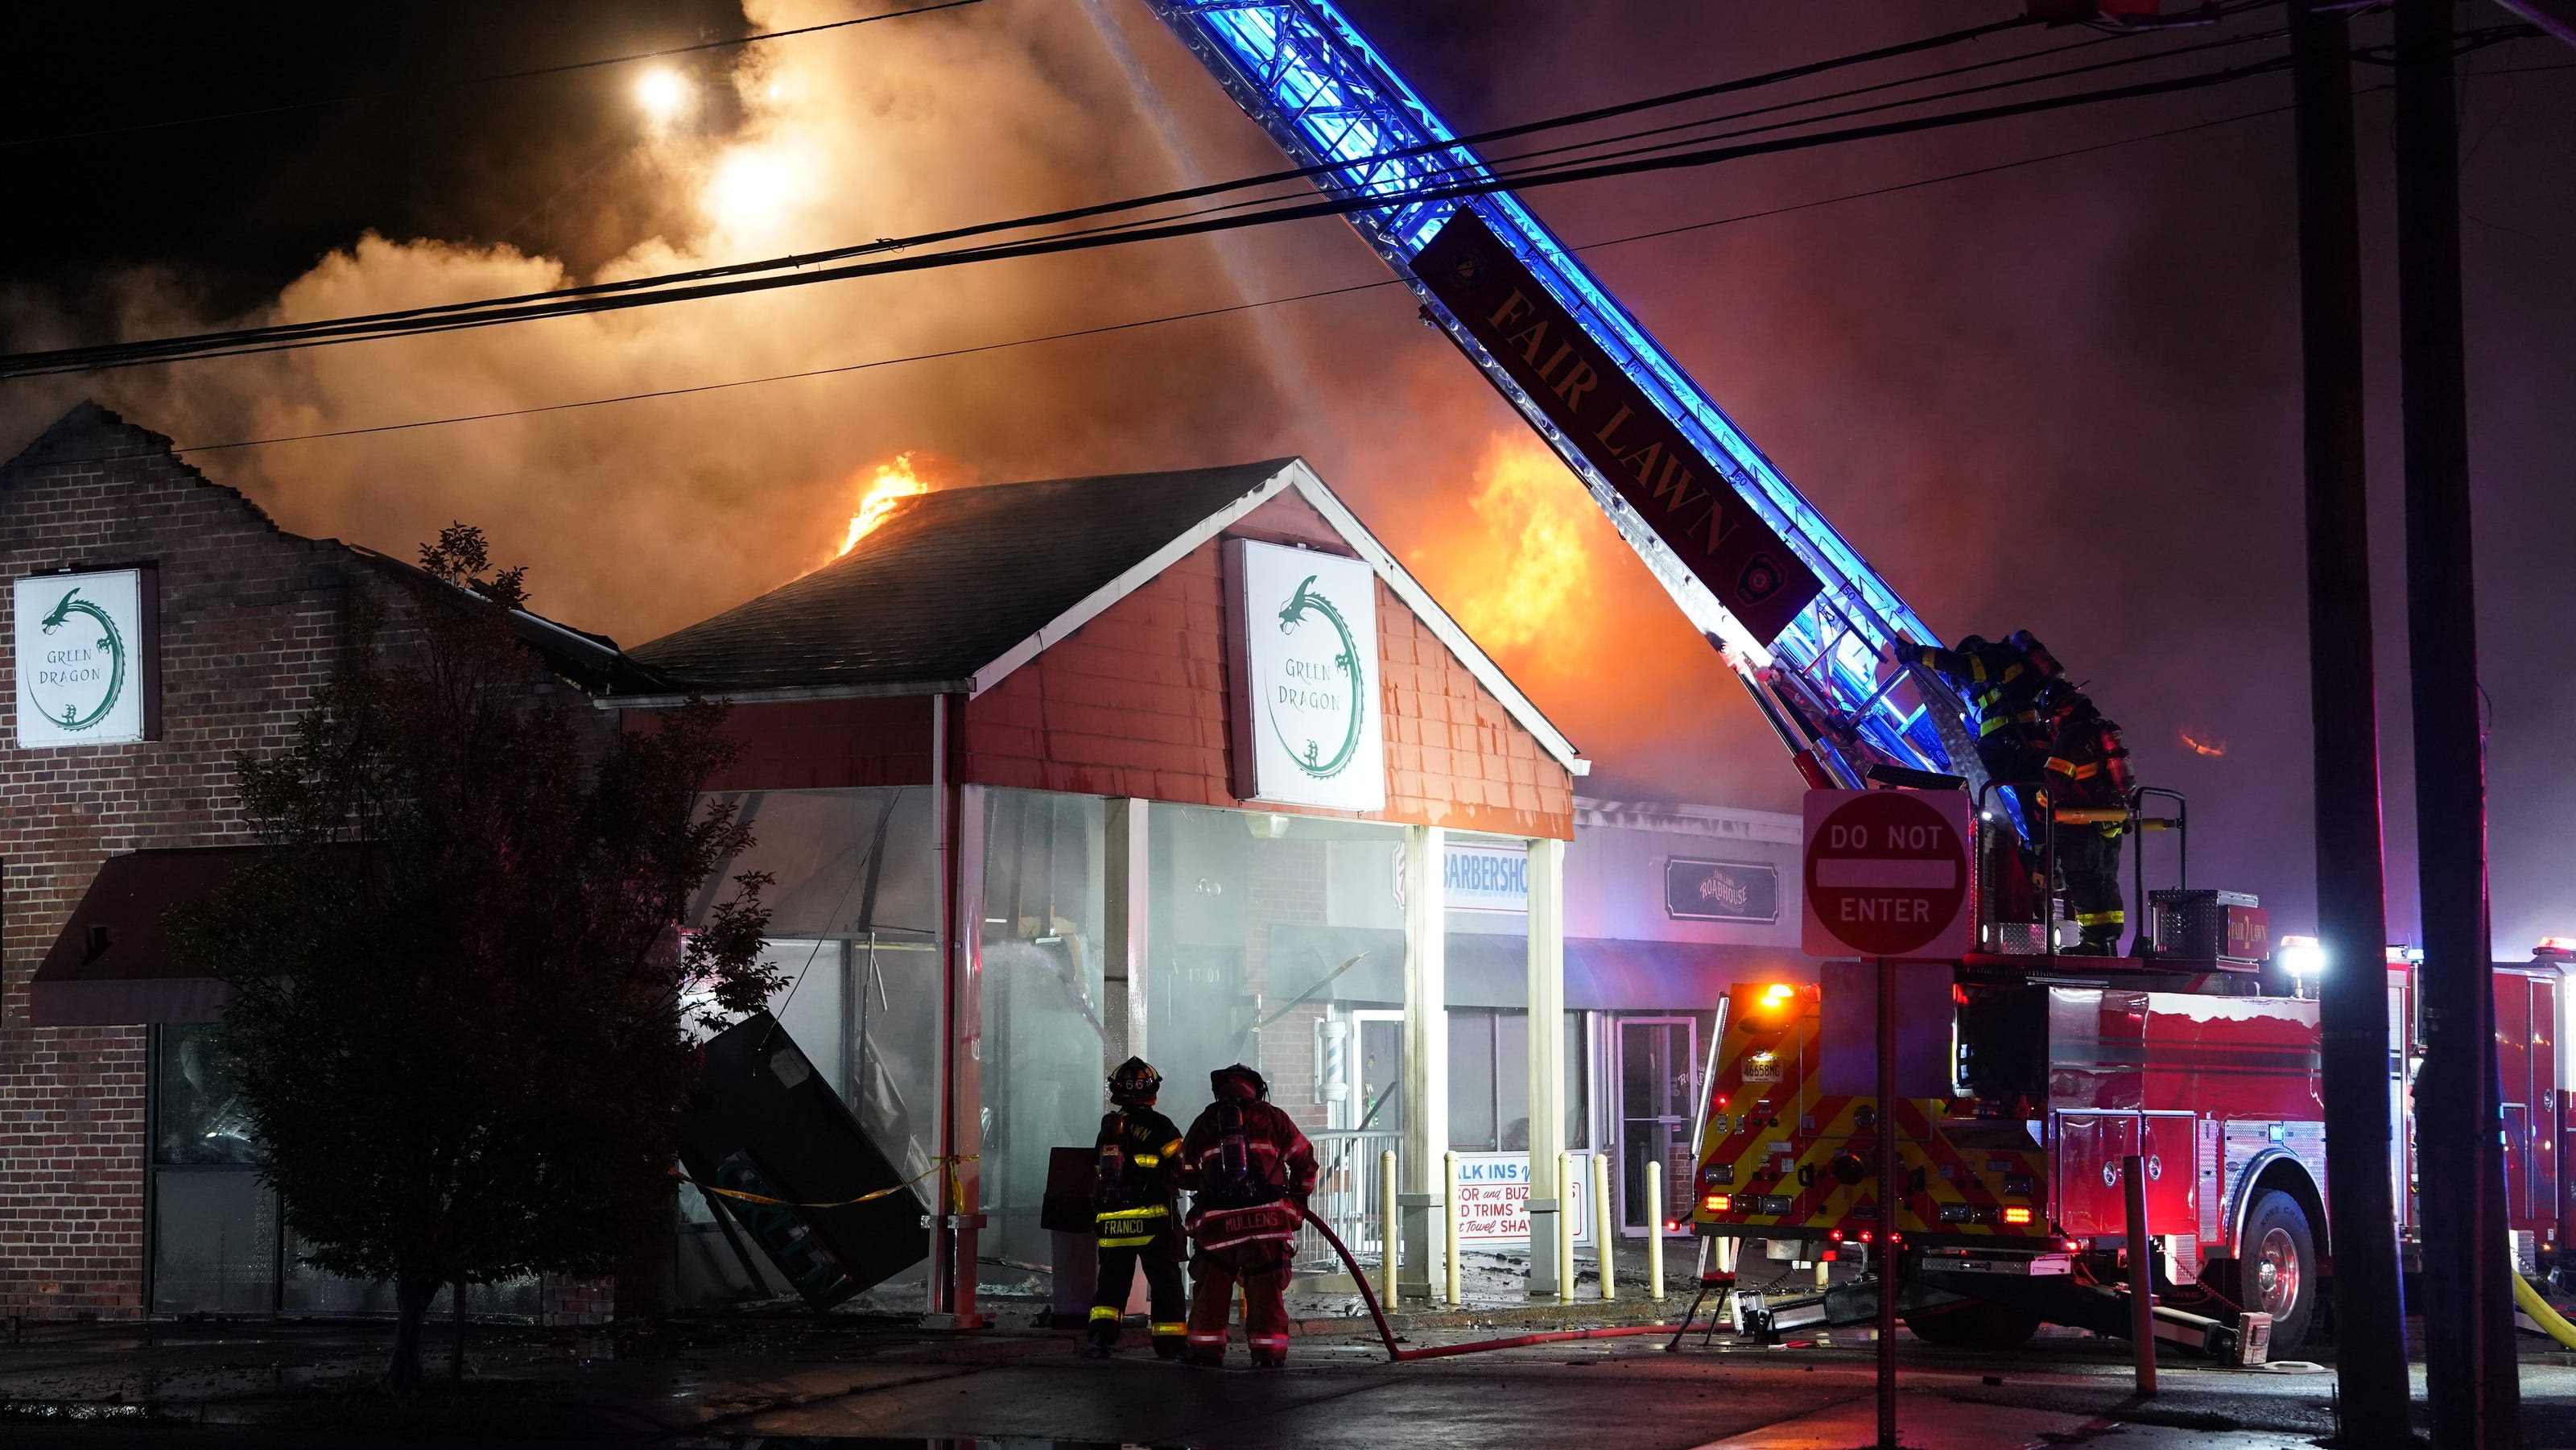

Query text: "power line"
[0, 53, 2301, 378]
[131, 96, 2315, 460]
[0, 0, 987, 151]
[0, 11, 2110, 364]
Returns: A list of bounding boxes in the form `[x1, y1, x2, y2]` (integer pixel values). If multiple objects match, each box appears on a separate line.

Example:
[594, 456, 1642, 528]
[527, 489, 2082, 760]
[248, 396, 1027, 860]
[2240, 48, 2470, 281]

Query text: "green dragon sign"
[1266, 573, 1364, 779]
[27, 585, 127, 733]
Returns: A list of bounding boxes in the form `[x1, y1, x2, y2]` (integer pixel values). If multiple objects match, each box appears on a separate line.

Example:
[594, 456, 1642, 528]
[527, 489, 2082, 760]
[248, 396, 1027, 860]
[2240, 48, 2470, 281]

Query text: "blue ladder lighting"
[1141, 0, 1974, 791]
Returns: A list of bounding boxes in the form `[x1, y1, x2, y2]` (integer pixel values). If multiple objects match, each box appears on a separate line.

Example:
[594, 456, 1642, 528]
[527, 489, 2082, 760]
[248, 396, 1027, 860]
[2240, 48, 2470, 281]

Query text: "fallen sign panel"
[1801, 788, 1974, 960]
[679, 1010, 928, 1308]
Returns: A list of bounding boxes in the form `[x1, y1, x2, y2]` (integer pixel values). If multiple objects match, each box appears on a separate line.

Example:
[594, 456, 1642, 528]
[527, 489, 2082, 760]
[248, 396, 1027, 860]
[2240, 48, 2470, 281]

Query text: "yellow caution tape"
[2514, 1274, 2576, 1350]
[678, 1154, 976, 1211]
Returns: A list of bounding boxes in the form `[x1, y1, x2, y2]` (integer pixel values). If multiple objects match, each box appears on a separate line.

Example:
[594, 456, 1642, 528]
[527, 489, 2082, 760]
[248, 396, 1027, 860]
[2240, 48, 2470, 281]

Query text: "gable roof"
[624, 457, 1582, 770]
[628, 459, 1287, 696]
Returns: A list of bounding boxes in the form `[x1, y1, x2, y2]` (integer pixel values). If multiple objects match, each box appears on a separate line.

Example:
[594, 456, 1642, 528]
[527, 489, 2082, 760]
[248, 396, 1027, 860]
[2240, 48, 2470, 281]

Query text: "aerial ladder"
[1136, 0, 2286, 1362]
[1137, 0, 1988, 800]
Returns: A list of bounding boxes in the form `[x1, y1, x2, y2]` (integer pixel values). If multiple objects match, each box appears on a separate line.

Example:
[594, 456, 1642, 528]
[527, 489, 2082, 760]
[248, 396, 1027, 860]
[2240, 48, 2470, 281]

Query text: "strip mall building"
[1, 405, 1819, 1325]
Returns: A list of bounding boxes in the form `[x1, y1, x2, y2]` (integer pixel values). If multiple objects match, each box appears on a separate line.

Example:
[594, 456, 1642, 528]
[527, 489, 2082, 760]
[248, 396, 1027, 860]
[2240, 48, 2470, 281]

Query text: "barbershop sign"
[1446, 842, 1529, 913]
[15, 568, 157, 748]
[1226, 539, 1385, 812]
[1412, 207, 1822, 646]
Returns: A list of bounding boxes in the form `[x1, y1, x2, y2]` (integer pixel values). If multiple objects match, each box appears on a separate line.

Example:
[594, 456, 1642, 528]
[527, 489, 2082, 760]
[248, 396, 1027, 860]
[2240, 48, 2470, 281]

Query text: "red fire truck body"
[1691, 948, 2570, 1353]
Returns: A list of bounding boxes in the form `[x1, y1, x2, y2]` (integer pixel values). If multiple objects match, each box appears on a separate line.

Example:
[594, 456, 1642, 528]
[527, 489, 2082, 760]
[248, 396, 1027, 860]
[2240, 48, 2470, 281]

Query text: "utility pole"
[2289, 5, 2411, 1441]
[2393, 2, 2519, 1445]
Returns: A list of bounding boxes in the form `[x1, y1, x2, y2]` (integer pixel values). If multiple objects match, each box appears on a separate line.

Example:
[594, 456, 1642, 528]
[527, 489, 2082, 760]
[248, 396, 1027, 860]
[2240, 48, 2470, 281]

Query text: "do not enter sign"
[1801, 789, 1975, 960]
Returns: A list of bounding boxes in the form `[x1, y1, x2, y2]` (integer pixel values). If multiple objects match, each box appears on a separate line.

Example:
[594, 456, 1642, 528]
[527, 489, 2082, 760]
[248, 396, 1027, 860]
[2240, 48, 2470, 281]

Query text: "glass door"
[1616, 1017, 1698, 1236]
[1353, 1012, 1404, 1134]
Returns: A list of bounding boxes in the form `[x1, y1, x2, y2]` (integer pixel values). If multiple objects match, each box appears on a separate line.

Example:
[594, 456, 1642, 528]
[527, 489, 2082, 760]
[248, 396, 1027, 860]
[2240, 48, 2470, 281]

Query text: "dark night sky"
[1, 2, 2569, 952]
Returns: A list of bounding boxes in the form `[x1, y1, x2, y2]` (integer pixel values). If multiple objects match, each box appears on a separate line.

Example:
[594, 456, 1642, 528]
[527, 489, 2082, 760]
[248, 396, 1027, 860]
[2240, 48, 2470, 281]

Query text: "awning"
[31, 847, 261, 1027]
[1265, 924, 1821, 1012]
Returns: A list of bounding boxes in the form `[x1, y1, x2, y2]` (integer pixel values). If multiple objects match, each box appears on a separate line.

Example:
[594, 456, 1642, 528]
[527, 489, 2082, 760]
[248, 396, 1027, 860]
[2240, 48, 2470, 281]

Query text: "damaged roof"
[628, 459, 1295, 693]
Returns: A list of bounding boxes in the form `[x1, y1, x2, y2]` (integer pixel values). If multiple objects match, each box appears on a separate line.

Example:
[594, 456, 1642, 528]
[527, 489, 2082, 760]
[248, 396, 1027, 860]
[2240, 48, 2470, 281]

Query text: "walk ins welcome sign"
[1225, 539, 1385, 812]
[14, 567, 157, 749]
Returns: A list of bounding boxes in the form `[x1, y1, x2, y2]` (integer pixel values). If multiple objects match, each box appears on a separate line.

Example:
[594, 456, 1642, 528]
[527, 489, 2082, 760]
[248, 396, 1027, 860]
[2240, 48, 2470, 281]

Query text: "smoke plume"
[3, 0, 2566, 945]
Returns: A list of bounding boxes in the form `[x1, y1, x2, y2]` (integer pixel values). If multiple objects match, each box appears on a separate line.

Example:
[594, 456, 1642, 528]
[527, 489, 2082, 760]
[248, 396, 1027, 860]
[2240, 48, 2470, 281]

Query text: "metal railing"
[1298, 1129, 1399, 1274]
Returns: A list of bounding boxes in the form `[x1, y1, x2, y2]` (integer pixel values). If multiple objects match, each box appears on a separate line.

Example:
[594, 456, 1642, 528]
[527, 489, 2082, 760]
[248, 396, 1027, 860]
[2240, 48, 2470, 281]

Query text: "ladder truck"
[1137, 1, 2573, 1357]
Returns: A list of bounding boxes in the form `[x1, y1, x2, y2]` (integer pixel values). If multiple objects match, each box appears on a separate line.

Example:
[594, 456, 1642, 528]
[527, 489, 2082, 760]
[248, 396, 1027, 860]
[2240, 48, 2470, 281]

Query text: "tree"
[171, 525, 774, 1390]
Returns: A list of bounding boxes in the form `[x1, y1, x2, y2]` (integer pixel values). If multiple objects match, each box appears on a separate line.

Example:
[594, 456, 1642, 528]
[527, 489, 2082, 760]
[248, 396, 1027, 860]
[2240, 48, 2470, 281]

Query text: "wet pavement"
[3, 1307, 2574, 1448]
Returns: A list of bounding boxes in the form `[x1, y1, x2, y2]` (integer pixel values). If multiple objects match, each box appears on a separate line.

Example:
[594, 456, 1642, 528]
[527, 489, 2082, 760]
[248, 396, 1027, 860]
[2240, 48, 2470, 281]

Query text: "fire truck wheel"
[1901, 1300, 2040, 1349]
[2236, 1189, 2317, 1351]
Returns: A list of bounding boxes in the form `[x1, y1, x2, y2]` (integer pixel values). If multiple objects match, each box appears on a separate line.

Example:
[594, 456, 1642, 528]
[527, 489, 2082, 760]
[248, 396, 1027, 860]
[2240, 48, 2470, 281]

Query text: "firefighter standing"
[2041, 688, 2136, 956]
[1084, 1057, 1190, 1359]
[1179, 1064, 1317, 1369]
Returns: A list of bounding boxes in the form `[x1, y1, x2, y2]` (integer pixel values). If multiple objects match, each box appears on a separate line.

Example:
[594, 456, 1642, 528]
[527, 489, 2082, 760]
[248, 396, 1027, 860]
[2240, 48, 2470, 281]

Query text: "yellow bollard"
[1645, 1159, 1666, 1302]
[1380, 1149, 1400, 1309]
[1443, 1150, 1462, 1306]
[1595, 1152, 1616, 1301]
[1558, 1149, 1577, 1301]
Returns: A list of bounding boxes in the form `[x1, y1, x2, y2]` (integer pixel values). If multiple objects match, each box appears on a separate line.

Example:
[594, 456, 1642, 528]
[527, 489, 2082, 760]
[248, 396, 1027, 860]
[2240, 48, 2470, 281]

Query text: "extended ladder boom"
[1143, 0, 1984, 791]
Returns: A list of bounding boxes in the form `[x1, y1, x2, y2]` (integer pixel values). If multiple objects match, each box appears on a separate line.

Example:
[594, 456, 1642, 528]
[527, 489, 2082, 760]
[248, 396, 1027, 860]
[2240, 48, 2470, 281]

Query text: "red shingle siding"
[961, 535, 1574, 840]
[634, 694, 937, 791]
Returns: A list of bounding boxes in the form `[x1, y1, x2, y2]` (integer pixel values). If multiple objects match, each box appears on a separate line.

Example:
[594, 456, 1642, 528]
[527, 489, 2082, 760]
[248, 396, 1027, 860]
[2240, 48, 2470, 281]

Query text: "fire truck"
[1689, 872, 2571, 1358]
[1132, 1, 2566, 1360]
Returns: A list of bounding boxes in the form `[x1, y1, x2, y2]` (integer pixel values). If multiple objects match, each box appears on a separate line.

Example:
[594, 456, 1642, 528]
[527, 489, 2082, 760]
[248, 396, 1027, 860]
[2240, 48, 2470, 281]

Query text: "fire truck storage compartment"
[2051, 1110, 2195, 1237]
[2495, 966, 2559, 1228]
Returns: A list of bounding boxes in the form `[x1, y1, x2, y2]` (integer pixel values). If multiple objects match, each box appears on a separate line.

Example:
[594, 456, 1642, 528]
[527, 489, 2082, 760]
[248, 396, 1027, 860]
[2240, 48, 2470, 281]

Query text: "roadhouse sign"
[1801, 789, 1974, 960]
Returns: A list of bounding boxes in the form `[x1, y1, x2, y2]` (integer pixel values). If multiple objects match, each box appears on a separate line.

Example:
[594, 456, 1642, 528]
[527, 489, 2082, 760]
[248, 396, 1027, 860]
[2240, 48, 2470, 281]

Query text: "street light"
[635, 67, 692, 126]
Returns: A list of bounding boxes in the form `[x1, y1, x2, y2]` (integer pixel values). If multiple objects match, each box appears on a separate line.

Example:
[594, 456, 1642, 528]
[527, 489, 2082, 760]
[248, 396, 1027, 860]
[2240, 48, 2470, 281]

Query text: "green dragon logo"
[1266, 574, 1364, 779]
[28, 586, 126, 733]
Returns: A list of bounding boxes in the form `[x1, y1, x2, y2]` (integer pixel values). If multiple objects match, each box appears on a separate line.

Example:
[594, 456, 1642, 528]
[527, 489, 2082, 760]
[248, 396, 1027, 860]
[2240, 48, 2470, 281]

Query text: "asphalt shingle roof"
[626, 459, 1296, 692]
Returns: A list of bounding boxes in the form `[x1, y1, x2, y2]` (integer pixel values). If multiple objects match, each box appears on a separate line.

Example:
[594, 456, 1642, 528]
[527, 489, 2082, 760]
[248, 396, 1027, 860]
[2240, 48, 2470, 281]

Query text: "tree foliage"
[171, 525, 774, 1388]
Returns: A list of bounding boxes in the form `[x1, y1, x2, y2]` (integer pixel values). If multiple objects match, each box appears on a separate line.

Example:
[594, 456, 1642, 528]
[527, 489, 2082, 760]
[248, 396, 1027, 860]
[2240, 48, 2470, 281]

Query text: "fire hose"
[2513, 1273, 2576, 1351]
[1294, 1204, 1678, 1362]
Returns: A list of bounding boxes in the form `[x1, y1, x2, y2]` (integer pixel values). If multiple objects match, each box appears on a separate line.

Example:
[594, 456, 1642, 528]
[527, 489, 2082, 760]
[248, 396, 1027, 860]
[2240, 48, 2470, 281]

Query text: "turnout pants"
[1088, 1227, 1187, 1352]
[2062, 824, 2125, 952]
[1186, 1241, 1292, 1365]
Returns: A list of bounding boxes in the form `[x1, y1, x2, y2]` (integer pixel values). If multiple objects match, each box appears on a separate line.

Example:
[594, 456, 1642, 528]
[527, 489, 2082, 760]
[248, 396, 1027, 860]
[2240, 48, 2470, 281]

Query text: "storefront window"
[156, 1023, 258, 1166]
[1445, 1010, 1589, 1152]
[1147, 807, 1412, 1138]
[690, 787, 943, 1301]
[152, 1024, 274, 1316]
[980, 789, 1109, 1268]
[697, 787, 943, 1198]
[1449, 1014, 1496, 1149]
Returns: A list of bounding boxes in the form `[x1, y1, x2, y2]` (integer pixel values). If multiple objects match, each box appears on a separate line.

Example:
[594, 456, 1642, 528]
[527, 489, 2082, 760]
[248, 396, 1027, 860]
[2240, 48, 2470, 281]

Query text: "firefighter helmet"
[1212, 1063, 1269, 1101]
[1108, 1056, 1162, 1105]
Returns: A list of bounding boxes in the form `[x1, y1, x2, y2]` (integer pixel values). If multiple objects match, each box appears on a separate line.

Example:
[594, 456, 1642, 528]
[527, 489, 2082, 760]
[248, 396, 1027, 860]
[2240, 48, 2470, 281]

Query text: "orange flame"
[2179, 728, 2227, 758]
[1443, 434, 1597, 671]
[834, 453, 927, 559]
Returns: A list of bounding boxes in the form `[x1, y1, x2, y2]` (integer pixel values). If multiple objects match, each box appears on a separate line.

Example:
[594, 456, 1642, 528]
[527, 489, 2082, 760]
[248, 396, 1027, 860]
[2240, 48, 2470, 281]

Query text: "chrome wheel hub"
[2256, 1226, 2300, 1319]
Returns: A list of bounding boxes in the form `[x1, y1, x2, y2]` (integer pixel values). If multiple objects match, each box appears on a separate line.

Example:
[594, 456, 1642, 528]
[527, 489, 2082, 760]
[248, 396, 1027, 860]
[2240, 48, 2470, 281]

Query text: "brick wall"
[0, 404, 599, 1322]
[0, 406, 408, 1320]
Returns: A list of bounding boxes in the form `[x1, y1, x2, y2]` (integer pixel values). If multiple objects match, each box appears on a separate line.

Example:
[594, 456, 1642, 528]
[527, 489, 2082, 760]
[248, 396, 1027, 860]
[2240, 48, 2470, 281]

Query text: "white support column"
[1400, 824, 1447, 1300]
[1525, 835, 1568, 1299]
[1103, 798, 1150, 1064]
